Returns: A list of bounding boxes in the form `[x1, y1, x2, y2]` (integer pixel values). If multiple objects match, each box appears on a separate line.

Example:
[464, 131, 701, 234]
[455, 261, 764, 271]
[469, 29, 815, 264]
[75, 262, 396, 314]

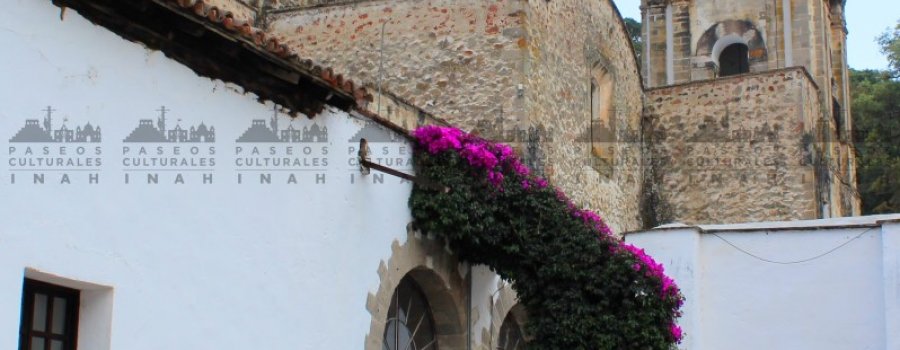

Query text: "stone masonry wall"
[520, 0, 645, 233]
[641, 0, 690, 86]
[263, 0, 645, 233]
[266, 0, 528, 127]
[645, 68, 821, 224]
[640, 0, 841, 105]
[643, 2, 667, 88]
[638, 0, 859, 219]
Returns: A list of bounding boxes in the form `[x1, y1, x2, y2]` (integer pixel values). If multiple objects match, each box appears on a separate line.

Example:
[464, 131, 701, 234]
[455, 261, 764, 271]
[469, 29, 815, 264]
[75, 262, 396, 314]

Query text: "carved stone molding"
[364, 224, 468, 350]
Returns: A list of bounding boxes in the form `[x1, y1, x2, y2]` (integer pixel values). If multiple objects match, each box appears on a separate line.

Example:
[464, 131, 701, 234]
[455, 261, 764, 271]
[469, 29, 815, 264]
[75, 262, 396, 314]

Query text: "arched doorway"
[719, 43, 749, 77]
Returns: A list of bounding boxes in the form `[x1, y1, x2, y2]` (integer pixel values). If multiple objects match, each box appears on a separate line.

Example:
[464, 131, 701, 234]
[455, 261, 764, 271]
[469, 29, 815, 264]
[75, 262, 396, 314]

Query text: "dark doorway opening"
[719, 44, 750, 77]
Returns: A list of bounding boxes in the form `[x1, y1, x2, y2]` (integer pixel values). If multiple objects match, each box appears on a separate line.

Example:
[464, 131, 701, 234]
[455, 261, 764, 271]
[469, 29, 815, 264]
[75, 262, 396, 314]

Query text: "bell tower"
[641, 0, 860, 221]
[641, 0, 850, 101]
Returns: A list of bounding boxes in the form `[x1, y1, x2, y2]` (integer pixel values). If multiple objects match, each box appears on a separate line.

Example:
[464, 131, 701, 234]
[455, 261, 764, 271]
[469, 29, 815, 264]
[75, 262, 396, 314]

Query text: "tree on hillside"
[878, 19, 900, 77]
[624, 18, 643, 67]
[851, 68, 900, 214]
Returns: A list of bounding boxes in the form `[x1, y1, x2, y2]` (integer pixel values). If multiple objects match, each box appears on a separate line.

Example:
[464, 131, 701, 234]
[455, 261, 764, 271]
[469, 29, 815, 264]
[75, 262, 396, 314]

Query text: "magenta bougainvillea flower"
[412, 125, 465, 154]
[669, 323, 683, 342]
[414, 126, 624, 240]
[616, 243, 680, 300]
[412, 125, 684, 345]
[415, 125, 549, 192]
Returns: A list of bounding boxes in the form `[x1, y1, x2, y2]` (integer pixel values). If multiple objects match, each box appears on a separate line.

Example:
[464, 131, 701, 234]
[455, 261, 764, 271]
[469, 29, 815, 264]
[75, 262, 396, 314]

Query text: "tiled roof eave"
[156, 0, 375, 111]
[52, 0, 373, 118]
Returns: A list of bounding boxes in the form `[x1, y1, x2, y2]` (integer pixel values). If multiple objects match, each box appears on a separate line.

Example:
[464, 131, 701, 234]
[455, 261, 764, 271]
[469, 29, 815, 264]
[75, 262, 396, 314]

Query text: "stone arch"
[480, 281, 530, 350]
[718, 42, 750, 76]
[695, 20, 767, 75]
[365, 224, 467, 350]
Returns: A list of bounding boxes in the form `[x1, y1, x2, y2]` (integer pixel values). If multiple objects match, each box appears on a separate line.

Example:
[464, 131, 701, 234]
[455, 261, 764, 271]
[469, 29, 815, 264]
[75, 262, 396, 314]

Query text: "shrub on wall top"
[409, 126, 684, 349]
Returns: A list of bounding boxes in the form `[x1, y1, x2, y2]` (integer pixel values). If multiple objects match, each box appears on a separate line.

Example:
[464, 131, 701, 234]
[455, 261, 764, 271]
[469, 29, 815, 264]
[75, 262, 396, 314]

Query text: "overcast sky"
[612, 0, 898, 70]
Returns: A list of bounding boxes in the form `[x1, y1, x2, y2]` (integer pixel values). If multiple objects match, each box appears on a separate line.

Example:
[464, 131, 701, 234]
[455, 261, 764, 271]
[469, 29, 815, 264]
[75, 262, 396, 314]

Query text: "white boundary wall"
[626, 215, 900, 350]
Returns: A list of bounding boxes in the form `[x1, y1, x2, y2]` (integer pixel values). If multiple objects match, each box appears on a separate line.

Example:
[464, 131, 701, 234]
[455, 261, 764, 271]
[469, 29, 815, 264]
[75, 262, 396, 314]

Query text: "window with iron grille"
[382, 276, 436, 350]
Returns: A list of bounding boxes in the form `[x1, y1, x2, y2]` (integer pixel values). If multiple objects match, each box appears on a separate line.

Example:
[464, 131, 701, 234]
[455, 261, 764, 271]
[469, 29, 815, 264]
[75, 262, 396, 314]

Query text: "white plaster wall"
[627, 228, 701, 350]
[470, 264, 502, 346]
[882, 222, 900, 350]
[0, 1, 421, 349]
[700, 228, 884, 350]
[626, 216, 900, 350]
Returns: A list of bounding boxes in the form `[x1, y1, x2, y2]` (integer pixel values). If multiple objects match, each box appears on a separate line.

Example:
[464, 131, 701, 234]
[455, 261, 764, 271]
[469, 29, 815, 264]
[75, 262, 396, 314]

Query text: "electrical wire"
[709, 226, 877, 265]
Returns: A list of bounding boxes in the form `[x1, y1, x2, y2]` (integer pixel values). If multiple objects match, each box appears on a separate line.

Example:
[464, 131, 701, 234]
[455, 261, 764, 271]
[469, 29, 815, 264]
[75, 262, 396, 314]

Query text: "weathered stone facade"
[520, 0, 645, 234]
[644, 68, 848, 224]
[184, 0, 858, 229]
[641, 0, 849, 94]
[267, 0, 528, 124]
[262, 0, 646, 233]
[641, 0, 859, 223]
[640, 0, 855, 159]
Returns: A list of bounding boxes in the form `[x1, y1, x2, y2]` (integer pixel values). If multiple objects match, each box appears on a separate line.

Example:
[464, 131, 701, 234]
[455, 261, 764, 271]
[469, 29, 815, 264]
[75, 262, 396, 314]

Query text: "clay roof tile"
[191, 1, 206, 16]
[320, 67, 335, 84]
[206, 6, 222, 23]
[342, 79, 354, 93]
[162, 0, 374, 107]
[222, 14, 237, 31]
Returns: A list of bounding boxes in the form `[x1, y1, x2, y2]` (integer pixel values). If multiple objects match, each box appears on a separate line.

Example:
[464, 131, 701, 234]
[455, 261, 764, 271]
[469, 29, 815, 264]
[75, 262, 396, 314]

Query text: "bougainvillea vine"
[409, 125, 684, 349]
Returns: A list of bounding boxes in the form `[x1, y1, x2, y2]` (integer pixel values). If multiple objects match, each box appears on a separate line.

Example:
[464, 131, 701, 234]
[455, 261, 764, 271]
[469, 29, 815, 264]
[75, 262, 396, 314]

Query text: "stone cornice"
[642, 0, 690, 8]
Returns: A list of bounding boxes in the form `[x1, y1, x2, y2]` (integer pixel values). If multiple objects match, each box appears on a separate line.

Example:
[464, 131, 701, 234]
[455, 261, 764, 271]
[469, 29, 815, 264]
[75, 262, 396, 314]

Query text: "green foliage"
[850, 69, 900, 213]
[410, 150, 682, 350]
[624, 17, 643, 67]
[878, 20, 900, 78]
